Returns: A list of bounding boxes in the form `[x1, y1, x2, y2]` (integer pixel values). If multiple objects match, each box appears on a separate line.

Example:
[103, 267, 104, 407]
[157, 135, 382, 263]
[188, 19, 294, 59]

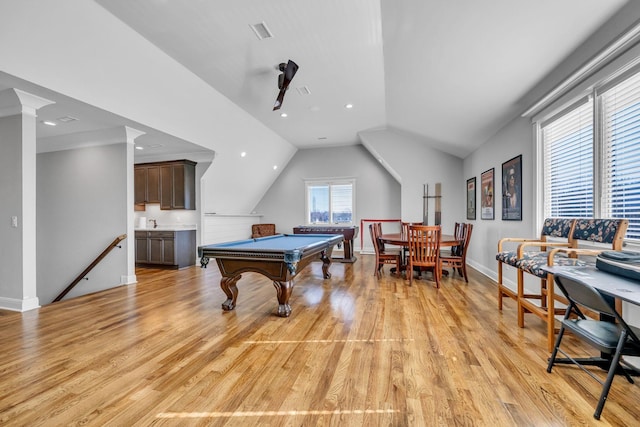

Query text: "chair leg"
[497, 262, 504, 310]
[546, 274, 556, 352]
[546, 326, 566, 373]
[462, 264, 468, 282]
[408, 261, 413, 286]
[517, 269, 525, 328]
[594, 335, 627, 420]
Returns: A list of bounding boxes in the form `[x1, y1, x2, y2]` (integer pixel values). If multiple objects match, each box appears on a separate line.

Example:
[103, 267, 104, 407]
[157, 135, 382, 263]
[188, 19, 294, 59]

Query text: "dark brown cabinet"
[135, 230, 196, 269]
[135, 160, 195, 210]
[134, 165, 160, 205]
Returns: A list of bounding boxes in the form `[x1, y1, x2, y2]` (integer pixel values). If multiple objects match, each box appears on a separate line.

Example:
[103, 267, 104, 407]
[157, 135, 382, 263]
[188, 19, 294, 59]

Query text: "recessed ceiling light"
[280, 113, 288, 118]
[135, 146, 144, 150]
[273, 165, 278, 170]
[42, 120, 56, 126]
[345, 104, 353, 109]
[241, 151, 247, 157]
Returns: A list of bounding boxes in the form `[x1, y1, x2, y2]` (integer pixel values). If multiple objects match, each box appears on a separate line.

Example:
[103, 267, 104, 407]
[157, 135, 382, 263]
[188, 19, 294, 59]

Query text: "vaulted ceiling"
[2, 0, 630, 159]
[94, 0, 627, 157]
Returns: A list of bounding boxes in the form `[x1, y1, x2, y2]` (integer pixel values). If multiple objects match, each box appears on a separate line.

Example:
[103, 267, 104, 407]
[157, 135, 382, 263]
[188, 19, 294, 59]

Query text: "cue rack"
[423, 183, 442, 225]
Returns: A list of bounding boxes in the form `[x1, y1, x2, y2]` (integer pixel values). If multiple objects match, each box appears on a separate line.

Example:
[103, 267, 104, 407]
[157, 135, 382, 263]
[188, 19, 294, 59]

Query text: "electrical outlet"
[11, 216, 18, 228]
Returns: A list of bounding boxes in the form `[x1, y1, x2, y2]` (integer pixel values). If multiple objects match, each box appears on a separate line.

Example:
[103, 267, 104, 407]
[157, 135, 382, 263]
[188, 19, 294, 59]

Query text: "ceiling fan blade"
[273, 87, 286, 111]
[273, 60, 299, 111]
[284, 60, 298, 82]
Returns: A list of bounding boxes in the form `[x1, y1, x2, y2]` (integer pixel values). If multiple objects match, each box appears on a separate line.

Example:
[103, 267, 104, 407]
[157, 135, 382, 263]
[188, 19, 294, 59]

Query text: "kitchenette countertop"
[135, 225, 197, 231]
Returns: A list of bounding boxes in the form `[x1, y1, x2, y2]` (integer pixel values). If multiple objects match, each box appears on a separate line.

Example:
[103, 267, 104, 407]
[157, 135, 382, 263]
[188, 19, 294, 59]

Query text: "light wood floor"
[1, 255, 639, 426]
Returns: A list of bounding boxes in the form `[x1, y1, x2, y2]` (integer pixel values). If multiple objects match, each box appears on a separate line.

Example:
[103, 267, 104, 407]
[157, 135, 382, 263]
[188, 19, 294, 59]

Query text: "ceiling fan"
[273, 60, 299, 111]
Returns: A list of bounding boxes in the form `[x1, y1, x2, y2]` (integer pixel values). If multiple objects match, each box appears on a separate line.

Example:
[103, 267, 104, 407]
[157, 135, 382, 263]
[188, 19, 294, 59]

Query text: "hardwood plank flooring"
[1, 256, 639, 426]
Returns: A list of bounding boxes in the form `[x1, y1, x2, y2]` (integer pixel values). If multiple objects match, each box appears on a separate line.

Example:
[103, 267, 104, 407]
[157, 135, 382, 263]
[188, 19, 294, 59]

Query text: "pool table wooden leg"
[321, 251, 332, 279]
[273, 280, 293, 317]
[220, 275, 240, 311]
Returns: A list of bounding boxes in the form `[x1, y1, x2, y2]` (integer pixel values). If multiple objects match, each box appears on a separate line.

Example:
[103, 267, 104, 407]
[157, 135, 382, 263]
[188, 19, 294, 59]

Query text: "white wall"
[360, 127, 464, 232]
[37, 144, 129, 304]
[462, 117, 534, 286]
[253, 145, 401, 243]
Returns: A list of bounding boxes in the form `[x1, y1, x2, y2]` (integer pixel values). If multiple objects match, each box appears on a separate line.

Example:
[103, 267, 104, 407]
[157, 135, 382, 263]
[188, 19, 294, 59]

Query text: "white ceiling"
[3, 0, 629, 159]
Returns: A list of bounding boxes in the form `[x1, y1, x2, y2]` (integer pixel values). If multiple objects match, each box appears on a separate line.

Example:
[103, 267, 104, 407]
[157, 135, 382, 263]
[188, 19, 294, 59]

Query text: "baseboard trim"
[0, 296, 40, 312]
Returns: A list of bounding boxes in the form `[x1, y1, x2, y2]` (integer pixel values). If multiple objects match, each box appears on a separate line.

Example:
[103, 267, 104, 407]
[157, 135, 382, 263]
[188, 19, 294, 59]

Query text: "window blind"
[542, 99, 594, 218]
[600, 71, 640, 239]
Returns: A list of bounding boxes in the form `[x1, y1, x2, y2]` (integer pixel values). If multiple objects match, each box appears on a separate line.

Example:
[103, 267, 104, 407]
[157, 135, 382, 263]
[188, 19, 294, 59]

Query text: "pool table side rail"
[198, 234, 343, 261]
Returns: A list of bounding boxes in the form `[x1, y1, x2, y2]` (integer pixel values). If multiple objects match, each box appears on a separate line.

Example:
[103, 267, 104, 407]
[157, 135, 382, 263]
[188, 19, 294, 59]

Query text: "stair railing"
[53, 234, 127, 303]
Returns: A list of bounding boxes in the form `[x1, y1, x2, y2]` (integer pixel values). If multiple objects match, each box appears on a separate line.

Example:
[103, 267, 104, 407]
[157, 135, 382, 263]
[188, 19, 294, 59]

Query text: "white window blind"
[542, 99, 594, 218]
[600, 71, 640, 239]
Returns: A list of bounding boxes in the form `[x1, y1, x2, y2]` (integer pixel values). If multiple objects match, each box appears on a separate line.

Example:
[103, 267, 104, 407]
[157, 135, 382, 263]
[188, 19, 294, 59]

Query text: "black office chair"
[547, 273, 640, 419]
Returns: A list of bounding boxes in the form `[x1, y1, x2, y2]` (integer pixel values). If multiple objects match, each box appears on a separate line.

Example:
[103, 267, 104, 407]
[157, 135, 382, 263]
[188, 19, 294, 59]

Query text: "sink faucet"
[149, 219, 157, 229]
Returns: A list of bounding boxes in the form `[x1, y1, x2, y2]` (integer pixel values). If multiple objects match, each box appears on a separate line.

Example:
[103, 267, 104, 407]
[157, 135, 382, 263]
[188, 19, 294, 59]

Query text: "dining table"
[378, 232, 461, 277]
[379, 233, 460, 248]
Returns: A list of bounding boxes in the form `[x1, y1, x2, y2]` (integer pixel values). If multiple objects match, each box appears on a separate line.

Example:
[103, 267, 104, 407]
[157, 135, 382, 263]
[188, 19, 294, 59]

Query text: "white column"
[0, 89, 54, 311]
[124, 126, 145, 285]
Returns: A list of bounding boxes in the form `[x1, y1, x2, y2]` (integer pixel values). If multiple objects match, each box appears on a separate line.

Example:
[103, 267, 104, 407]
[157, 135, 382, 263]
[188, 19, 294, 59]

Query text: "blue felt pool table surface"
[200, 233, 341, 253]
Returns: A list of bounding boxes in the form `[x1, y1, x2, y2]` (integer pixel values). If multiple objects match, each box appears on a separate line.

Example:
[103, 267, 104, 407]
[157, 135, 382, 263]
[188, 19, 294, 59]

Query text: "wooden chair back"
[442, 223, 473, 282]
[251, 223, 276, 238]
[407, 225, 441, 287]
[369, 222, 401, 278]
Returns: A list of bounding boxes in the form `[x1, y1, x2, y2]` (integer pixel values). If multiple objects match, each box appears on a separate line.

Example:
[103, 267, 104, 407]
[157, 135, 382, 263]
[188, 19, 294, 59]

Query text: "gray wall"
[0, 114, 24, 301]
[37, 144, 129, 304]
[253, 145, 401, 238]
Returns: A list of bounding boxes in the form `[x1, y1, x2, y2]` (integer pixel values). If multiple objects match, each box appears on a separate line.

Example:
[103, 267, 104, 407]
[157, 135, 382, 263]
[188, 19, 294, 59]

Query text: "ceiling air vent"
[296, 86, 311, 96]
[250, 22, 273, 40]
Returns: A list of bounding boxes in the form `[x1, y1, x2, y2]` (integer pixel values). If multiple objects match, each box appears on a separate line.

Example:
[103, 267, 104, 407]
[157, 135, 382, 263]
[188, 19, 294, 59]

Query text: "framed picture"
[480, 168, 494, 220]
[502, 155, 522, 221]
[466, 177, 476, 220]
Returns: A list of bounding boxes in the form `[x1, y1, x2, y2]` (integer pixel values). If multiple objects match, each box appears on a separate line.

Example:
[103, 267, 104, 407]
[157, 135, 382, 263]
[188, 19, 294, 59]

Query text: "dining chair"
[547, 273, 640, 420]
[441, 223, 473, 281]
[406, 225, 441, 287]
[401, 221, 422, 263]
[369, 223, 401, 278]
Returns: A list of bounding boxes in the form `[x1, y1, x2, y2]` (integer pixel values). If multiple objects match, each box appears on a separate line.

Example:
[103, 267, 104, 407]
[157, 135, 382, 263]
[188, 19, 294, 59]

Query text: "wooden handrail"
[53, 234, 127, 303]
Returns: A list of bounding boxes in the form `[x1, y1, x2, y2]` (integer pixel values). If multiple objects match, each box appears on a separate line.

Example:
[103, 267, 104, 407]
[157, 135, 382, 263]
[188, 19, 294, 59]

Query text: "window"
[540, 67, 640, 240]
[305, 179, 355, 225]
[542, 98, 594, 218]
[600, 71, 640, 239]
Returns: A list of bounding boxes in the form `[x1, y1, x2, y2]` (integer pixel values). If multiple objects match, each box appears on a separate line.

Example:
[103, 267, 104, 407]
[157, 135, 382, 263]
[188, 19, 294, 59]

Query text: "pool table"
[198, 233, 343, 317]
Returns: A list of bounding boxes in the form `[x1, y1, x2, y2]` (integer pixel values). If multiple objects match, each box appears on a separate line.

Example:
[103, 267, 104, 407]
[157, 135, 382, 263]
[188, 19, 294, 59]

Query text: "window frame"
[304, 178, 356, 226]
[535, 62, 640, 244]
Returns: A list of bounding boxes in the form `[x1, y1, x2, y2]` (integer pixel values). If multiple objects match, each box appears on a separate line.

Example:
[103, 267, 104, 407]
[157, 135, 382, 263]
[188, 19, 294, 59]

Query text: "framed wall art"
[480, 168, 494, 220]
[466, 177, 476, 220]
[502, 155, 522, 221]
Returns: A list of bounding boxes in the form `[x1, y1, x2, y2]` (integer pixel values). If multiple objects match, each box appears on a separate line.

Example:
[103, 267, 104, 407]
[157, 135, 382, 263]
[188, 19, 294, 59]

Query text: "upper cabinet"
[135, 160, 196, 210]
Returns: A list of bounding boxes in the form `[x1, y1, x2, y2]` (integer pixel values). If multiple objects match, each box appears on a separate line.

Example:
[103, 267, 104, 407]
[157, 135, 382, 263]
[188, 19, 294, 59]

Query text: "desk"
[293, 225, 359, 263]
[544, 265, 640, 374]
[199, 234, 343, 317]
[545, 265, 640, 305]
